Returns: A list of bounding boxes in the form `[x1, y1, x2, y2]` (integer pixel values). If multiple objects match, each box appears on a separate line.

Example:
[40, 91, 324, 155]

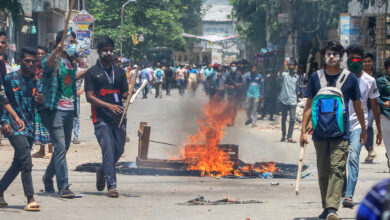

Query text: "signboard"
[339, 13, 361, 47]
[76, 31, 91, 56]
[21, 0, 32, 17]
[73, 10, 94, 31]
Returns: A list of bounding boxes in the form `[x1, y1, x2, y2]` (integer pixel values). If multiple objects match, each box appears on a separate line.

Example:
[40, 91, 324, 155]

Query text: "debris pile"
[179, 196, 264, 206]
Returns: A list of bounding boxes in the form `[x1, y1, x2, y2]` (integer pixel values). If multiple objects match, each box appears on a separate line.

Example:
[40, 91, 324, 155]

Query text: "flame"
[184, 99, 236, 176]
[177, 98, 280, 177]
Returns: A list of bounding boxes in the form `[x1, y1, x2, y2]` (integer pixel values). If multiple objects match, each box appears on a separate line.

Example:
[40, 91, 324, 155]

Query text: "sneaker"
[326, 208, 338, 220]
[58, 186, 75, 198]
[280, 137, 286, 142]
[342, 198, 354, 208]
[107, 188, 119, 198]
[72, 138, 80, 144]
[245, 119, 252, 126]
[42, 175, 55, 193]
[318, 209, 328, 219]
[96, 169, 106, 192]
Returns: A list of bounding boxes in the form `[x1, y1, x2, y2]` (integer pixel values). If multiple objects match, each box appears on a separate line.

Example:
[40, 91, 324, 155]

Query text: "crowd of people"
[1, 28, 390, 219]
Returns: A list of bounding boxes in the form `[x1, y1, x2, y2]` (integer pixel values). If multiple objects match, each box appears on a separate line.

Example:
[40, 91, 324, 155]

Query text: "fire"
[179, 99, 280, 177]
[184, 100, 236, 176]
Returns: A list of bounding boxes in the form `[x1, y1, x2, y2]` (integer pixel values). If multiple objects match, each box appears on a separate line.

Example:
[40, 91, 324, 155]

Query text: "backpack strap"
[318, 69, 327, 88]
[335, 69, 350, 90]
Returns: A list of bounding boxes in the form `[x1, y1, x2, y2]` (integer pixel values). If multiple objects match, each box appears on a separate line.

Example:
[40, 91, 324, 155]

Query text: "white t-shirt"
[153, 69, 164, 83]
[349, 72, 380, 131]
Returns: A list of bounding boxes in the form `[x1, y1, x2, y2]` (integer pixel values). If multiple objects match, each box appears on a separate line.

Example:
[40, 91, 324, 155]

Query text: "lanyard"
[99, 62, 115, 86]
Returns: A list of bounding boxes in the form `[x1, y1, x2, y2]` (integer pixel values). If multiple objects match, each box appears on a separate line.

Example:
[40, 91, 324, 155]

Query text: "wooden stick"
[53, 0, 76, 78]
[118, 69, 139, 127]
[150, 140, 177, 147]
[295, 143, 306, 195]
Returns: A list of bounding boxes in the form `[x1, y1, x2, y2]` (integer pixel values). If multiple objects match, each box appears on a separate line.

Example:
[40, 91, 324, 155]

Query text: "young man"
[300, 40, 366, 220]
[362, 53, 382, 162]
[40, 30, 78, 198]
[85, 37, 128, 198]
[244, 65, 264, 128]
[278, 59, 299, 143]
[164, 66, 174, 95]
[343, 45, 382, 208]
[0, 47, 40, 211]
[32, 45, 54, 159]
[261, 70, 280, 121]
[153, 63, 164, 99]
[225, 63, 243, 126]
[297, 64, 308, 98]
[176, 65, 186, 96]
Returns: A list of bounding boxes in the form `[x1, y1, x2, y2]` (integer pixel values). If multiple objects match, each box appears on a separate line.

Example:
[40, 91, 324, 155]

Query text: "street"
[0, 91, 388, 220]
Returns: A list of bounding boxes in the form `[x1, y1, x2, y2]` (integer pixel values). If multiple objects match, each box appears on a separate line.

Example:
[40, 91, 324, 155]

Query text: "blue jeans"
[345, 128, 362, 198]
[177, 79, 185, 95]
[365, 110, 374, 151]
[73, 98, 80, 139]
[94, 121, 126, 189]
[142, 82, 149, 98]
[41, 109, 74, 191]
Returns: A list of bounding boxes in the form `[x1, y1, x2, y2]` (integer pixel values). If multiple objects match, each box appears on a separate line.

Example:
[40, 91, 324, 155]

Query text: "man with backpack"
[300, 40, 366, 220]
[154, 63, 164, 99]
[342, 45, 382, 209]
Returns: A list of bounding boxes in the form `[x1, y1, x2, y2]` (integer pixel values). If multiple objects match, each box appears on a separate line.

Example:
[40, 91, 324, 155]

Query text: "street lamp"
[120, 0, 136, 57]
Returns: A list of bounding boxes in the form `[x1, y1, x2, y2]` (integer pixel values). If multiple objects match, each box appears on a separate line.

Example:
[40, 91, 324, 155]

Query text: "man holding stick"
[40, 30, 78, 198]
[84, 37, 128, 198]
[300, 40, 366, 220]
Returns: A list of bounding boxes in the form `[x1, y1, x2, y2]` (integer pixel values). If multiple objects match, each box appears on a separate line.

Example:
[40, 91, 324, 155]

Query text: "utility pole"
[120, 0, 136, 57]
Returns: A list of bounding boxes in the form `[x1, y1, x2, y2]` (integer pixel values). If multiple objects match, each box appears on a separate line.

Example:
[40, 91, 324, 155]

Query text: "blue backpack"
[156, 70, 162, 79]
[311, 69, 350, 138]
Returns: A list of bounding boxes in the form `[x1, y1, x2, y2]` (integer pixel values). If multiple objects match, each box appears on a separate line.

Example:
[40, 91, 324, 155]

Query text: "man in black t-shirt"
[84, 37, 129, 198]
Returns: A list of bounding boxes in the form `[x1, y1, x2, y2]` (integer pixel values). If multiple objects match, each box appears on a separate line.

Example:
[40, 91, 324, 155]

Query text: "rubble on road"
[178, 196, 264, 206]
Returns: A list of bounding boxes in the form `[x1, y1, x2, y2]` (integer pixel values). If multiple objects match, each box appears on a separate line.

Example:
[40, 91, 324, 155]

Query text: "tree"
[231, 0, 347, 67]
[87, 0, 203, 61]
[0, 0, 24, 27]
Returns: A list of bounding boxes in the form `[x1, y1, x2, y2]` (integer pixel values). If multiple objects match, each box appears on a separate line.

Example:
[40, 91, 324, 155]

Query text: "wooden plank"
[138, 122, 147, 158]
[136, 157, 189, 169]
[139, 126, 151, 160]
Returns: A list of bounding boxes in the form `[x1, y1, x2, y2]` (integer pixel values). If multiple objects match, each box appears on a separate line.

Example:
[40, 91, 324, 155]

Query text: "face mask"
[231, 67, 237, 72]
[65, 44, 76, 57]
[347, 58, 363, 75]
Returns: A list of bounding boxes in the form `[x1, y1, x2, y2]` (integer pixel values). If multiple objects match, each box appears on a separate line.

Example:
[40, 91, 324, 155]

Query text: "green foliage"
[0, 0, 24, 27]
[87, 0, 203, 61]
[231, 0, 347, 65]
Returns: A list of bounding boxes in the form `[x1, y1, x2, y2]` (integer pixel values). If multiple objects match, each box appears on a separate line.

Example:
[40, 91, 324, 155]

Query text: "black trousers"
[0, 135, 34, 197]
[262, 96, 277, 119]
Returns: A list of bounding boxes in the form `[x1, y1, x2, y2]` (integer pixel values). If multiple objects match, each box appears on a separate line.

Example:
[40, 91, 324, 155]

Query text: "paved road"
[0, 89, 388, 220]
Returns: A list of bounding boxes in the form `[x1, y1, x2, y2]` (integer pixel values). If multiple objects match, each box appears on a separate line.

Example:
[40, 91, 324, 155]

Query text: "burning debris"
[76, 100, 311, 179]
[178, 196, 264, 206]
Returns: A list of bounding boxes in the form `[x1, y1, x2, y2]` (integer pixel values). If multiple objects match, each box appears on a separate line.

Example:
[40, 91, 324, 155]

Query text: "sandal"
[107, 188, 119, 198]
[24, 201, 40, 211]
[287, 138, 297, 143]
[0, 196, 8, 207]
[342, 198, 354, 208]
[43, 153, 52, 159]
[32, 151, 45, 158]
[365, 150, 377, 163]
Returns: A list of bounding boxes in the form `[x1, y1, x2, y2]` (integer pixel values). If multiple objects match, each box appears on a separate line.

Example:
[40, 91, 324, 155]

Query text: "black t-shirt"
[84, 61, 128, 126]
[165, 68, 174, 80]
